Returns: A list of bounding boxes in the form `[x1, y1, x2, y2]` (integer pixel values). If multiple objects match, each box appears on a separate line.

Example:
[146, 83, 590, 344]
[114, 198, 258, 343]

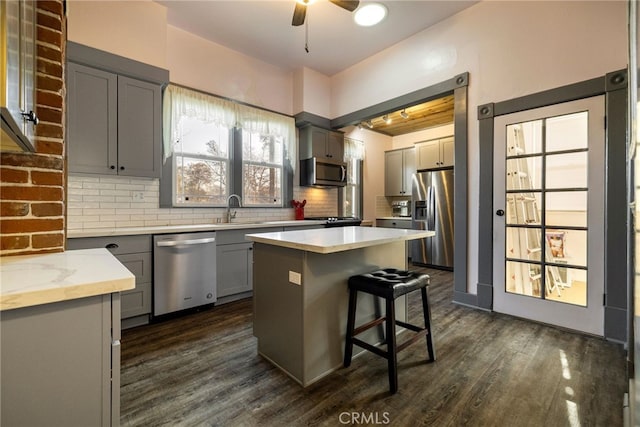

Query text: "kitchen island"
[245, 226, 434, 387]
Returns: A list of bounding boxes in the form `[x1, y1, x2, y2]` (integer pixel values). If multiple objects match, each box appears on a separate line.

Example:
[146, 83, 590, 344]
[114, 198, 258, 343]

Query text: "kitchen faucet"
[226, 194, 242, 223]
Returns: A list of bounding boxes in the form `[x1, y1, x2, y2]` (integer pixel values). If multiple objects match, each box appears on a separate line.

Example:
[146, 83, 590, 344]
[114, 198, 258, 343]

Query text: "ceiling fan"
[292, 0, 360, 26]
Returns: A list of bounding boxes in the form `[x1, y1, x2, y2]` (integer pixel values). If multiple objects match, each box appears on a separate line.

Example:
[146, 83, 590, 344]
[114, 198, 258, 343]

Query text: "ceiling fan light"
[400, 109, 409, 119]
[354, 3, 387, 27]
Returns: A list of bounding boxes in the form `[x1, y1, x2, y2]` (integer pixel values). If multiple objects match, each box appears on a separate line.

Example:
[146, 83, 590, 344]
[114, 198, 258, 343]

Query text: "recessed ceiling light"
[354, 3, 387, 27]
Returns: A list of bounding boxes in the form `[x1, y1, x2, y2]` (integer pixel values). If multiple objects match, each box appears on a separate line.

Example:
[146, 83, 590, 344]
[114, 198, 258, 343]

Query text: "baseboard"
[452, 290, 478, 308]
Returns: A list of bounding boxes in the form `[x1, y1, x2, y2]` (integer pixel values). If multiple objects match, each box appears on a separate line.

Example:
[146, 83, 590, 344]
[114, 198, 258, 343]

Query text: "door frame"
[492, 96, 605, 336]
[329, 73, 469, 301]
[477, 70, 628, 342]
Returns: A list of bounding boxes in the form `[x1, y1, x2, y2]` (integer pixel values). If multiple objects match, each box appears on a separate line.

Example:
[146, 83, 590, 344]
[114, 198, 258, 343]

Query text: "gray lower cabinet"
[216, 224, 324, 303]
[376, 218, 412, 229]
[67, 235, 152, 328]
[217, 242, 253, 298]
[1, 293, 121, 426]
[216, 228, 261, 303]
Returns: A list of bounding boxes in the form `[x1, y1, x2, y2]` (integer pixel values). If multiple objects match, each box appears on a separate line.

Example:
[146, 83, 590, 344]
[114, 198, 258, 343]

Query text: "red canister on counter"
[291, 199, 306, 220]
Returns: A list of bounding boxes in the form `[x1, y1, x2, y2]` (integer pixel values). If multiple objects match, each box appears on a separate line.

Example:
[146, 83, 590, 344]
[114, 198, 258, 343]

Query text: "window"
[174, 118, 230, 205]
[162, 84, 296, 208]
[242, 130, 283, 206]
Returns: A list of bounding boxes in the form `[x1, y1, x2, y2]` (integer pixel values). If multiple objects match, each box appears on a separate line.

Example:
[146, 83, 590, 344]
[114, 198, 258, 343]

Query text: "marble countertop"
[0, 248, 135, 311]
[67, 220, 326, 238]
[245, 226, 434, 254]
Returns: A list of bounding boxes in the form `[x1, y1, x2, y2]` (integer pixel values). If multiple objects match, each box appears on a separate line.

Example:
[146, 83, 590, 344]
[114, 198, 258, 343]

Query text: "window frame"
[239, 129, 285, 207]
[172, 120, 233, 207]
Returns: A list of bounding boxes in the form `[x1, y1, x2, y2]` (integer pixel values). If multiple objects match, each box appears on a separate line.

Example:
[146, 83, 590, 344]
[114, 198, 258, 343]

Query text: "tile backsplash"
[67, 175, 337, 230]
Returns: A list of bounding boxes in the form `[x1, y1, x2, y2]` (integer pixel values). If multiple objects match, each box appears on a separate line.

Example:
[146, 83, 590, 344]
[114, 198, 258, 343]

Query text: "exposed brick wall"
[0, 0, 66, 256]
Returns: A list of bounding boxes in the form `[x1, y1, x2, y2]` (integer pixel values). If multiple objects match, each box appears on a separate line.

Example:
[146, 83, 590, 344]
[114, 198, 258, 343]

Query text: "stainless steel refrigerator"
[411, 169, 454, 269]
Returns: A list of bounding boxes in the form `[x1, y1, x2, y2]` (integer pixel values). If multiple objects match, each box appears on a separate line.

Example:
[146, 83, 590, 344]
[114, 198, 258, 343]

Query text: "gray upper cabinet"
[67, 42, 168, 179]
[67, 62, 118, 175]
[416, 136, 454, 170]
[299, 125, 344, 162]
[1, 0, 37, 152]
[117, 76, 162, 177]
[385, 147, 416, 196]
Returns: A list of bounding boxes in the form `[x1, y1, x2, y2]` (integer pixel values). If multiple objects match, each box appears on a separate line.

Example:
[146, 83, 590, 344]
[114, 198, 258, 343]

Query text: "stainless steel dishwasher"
[153, 232, 217, 316]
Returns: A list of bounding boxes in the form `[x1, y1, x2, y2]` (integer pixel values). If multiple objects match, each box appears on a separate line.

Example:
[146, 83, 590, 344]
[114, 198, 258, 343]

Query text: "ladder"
[505, 125, 566, 297]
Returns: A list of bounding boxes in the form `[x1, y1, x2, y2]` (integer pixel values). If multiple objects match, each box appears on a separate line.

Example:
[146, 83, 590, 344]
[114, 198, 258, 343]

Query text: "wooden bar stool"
[344, 268, 435, 394]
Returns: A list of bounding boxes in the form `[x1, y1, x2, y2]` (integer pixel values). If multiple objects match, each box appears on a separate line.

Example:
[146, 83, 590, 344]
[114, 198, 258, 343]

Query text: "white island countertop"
[245, 226, 434, 254]
[0, 248, 135, 311]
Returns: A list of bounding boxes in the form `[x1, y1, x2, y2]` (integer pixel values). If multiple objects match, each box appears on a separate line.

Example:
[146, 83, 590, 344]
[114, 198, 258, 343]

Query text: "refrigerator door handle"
[428, 185, 435, 230]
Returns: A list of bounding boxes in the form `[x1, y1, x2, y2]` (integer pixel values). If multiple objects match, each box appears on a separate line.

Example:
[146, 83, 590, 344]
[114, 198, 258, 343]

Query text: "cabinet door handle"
[120, 166, 125, 170]
[21, 110, 39, 125]
[110, 165, 116, 170]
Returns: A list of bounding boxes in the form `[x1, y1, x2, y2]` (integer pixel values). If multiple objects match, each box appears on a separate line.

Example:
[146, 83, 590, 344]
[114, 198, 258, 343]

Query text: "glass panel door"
[493, 96, 605, 335]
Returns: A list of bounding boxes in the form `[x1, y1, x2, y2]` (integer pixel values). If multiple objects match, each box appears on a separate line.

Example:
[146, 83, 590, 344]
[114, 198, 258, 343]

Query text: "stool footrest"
[353, 316, 386, 336]
[396, 320, 425, 333]
[352, 338, 388, 359]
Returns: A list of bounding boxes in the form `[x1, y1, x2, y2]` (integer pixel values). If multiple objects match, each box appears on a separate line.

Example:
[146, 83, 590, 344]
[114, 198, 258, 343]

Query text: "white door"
[492, 96, 605, 335]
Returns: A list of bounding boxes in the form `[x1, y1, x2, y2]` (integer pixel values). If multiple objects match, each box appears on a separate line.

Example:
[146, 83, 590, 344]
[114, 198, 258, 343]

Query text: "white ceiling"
[155, 0, 478, 76]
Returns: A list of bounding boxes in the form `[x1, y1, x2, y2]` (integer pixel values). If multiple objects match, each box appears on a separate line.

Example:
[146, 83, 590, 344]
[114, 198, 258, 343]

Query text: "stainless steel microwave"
[300, 157, 347, 187]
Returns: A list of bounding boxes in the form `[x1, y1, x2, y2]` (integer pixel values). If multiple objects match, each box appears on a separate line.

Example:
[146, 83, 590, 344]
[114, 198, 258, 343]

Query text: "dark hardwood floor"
[120, 268, 626, 426]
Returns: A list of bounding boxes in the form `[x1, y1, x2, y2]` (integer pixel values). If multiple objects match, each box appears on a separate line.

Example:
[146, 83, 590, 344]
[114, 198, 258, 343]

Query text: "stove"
[305, 216, 363, 228]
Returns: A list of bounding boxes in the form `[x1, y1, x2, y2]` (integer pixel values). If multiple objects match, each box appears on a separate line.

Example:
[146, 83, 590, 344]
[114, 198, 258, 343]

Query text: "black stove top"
[305, 216, 362, 227]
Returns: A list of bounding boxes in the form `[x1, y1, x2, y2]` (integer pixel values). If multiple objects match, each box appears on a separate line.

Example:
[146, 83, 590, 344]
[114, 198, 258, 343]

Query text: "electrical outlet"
[288, 271, 301, 285]
[133, 192, 144, 201]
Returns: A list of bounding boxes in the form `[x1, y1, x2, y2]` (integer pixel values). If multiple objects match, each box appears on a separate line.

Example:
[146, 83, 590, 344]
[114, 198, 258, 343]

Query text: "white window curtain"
[163, 84, 297, 170]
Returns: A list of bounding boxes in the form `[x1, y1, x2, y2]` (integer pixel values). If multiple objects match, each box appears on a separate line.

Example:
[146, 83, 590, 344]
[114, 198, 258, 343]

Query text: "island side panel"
[302, 241, 407, 386]
[252, 243, 304, 383]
